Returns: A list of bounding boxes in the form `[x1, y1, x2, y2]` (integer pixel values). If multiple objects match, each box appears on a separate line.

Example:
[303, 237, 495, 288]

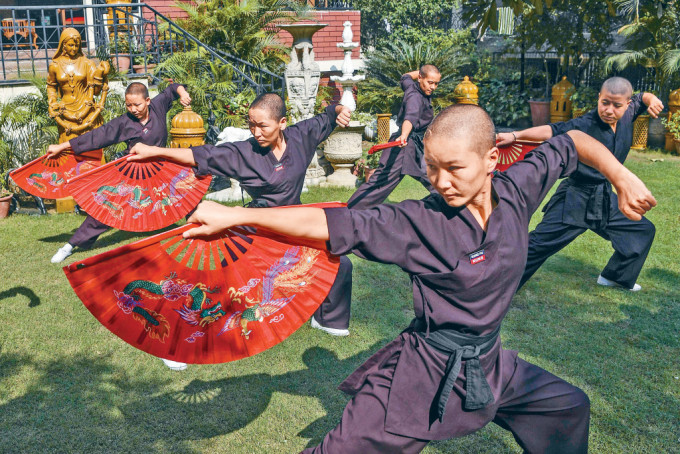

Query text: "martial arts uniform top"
[69, 83, 186, 154]
[397, 74, 434, 133]
[320, 135, 579, 439]
[190, 105, 339, 207]
[547, 93, 647, 228]
[394, 74, 435, 177]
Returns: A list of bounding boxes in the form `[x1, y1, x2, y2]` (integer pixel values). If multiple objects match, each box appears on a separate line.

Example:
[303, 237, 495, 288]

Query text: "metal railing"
[313, 0, 355, 9]
[0, 3, 285, 94]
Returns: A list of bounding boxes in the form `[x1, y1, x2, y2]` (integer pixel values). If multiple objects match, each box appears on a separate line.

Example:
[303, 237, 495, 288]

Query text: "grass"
[1, 150, 679, 453]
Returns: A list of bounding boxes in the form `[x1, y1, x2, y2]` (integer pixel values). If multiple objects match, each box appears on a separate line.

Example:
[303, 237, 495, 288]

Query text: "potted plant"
[132, 54, 157, 74]
[109, 34, 131, 73]
[661, 111, 680, 154]
[0, 178, 13, 219]
[569, 86, 598, 118]
[527, 63, 551, 126]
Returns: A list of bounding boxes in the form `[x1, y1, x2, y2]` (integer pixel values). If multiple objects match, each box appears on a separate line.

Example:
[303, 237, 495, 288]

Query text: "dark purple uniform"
[67, 84, 186, 249]
[303, 135, 590, 453]
[347, 74, 436, 209]
[190, 105, 353, 330]
[520, 93, 655, 290]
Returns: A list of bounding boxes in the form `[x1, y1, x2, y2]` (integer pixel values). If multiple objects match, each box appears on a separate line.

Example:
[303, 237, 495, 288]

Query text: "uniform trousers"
[301, 351, 590, 454]
[520, 191, 655, 290]
[347, 135, 435, 210]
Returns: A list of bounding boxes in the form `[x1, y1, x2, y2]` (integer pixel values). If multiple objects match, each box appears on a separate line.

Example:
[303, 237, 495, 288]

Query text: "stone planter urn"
[323, 122, 364, 187]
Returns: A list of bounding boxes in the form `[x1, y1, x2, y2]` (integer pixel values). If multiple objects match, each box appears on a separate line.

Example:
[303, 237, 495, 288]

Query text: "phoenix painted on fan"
[219, 246, 320, 339]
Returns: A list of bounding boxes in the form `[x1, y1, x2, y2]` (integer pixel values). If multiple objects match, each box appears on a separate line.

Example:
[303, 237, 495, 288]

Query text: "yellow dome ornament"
[453, 76, 479, 105]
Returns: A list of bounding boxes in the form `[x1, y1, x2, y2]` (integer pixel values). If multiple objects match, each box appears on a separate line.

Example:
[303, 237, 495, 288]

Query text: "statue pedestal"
[205, 179, 250, 204]
[322, 122, 364, 188]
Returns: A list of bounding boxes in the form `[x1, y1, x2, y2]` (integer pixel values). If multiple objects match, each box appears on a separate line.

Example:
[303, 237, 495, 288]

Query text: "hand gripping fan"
[9, 150, 103, 199]
[63, 202, 344, 364]
[367, 140, 402, 155]
[495, 140, 541, 172]
[65, 155, 212, 232]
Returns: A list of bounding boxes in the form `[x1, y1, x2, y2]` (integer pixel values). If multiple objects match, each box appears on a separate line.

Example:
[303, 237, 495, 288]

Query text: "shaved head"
[250, 92, 286, 121]
[424, 104, 495, 156]
[420, 64, 440, 78]
[125, 82, 149, 99]
[601, 77, 633, 98]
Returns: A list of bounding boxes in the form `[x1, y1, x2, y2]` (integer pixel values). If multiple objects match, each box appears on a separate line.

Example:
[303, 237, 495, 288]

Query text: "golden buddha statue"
[47, 28, 110, 143]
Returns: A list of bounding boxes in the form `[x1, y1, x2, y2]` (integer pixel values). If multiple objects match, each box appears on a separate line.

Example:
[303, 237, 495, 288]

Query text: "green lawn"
[1, 150, 679, 453]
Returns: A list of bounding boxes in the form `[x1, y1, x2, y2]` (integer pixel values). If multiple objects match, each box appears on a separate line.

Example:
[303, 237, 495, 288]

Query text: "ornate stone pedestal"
[322, 122, 364, 188]
[205, 126, 253, 203]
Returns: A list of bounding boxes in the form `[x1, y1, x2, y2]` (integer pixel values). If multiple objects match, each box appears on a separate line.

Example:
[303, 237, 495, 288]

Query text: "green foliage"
[154, 51, 255, 130]
[109, 33, 132, 54]
[174, 0, 310, 71]
[605, 1, 680, 91]
[353, 0, 459, 48]
[0, 77, 58, 178]
[478, 77, 530, 127]
[357, 33, 476, 114]
[569, 86, 599, 111]
[661, 111, 680, 140]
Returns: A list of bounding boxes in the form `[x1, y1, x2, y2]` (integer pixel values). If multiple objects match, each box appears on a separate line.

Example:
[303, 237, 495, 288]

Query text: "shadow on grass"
[0, 286, 41, 307]
[0, 342, 386, 452]
[509, 258, 680, 450]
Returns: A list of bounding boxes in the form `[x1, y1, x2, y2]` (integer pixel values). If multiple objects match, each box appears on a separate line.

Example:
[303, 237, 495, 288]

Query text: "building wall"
[143, 0, 189, 19]
[275, 11, 361, 62]
[143, 2, 360, 63]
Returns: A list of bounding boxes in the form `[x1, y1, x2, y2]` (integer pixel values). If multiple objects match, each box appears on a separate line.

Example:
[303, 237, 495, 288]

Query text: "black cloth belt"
[413, 318, 499, 421]
[565, 178, 611, 229]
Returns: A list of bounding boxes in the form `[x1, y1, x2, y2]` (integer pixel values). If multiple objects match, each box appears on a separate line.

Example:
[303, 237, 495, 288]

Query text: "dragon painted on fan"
[93, 182, 153, 219]
[26, 171, 64, 193]
[114, 272, 226, 342]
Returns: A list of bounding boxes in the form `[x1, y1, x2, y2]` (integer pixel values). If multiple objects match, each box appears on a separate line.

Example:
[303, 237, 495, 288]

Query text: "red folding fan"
[367, 140, 402, 155]
[9, 150, 103, 199]
[495, 140, 541, 172]
[63, 202, 343, 364]
[65, 155, 212, 232]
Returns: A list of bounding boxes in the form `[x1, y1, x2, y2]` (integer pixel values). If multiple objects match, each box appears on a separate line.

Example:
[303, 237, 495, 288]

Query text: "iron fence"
[0, 3, 284, 95]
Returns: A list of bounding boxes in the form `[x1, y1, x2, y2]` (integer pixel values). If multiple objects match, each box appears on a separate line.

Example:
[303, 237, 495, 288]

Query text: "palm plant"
[357, 36, 475, 114]
[605, 1, 680, 92]
[154, 50, 254, 130]
[174, 0, 311, 72]
[0, 77, 58, 174]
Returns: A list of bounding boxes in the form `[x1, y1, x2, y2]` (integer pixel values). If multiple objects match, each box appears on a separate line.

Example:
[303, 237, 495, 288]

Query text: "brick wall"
[144, 3, 360, 63]
[144, 0, 189, 19]
[276, 11, 361, 61]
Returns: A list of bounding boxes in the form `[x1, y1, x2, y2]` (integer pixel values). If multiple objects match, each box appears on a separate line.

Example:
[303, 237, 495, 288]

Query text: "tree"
[353, 0, 459, 48]
[605, 1, 680, 93]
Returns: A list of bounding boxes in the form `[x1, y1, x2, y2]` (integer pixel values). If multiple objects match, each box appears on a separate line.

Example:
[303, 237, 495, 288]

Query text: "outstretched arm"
[126, 143, 196, 166]
[496, 125, 553, 146]
[567, 130, 656, 220]
[183, 201, 329, 241]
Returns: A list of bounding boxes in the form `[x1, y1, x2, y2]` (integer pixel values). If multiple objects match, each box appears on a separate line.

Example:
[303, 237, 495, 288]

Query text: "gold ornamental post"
[170, 106, 206, 148]
[453, 76, 478, 105]
[550, 76, 574, 123]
